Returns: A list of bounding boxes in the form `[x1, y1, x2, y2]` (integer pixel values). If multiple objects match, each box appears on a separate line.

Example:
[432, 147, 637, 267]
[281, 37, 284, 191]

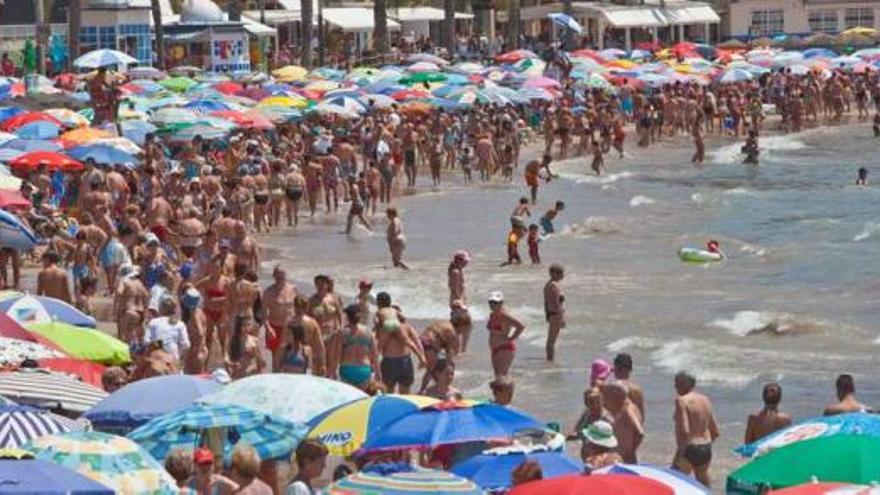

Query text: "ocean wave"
[709, 136, 806, 165]
[739, 244, 767, 257]
[606, 336, 659, 353]
[557, 217, 621, 238]
[709, 310, 826, 337]
[629, 195, 655, 207]
[650, 339, 760, 388]
[724, 187, 754, 196]
[853, 221, 880, 242]
[557, 171, 634, 185]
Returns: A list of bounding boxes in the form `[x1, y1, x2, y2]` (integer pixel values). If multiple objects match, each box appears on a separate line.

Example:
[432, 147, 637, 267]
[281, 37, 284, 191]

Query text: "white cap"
[488, 291, 504, 303]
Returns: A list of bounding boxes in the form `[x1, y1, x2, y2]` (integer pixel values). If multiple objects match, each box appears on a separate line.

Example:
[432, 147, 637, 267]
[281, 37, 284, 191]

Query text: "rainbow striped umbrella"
[328, 464, 482, 494]
[307, 395, 439, 456]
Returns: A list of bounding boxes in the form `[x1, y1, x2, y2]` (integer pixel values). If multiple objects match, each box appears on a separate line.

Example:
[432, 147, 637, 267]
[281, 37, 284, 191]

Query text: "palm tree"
[151, 0, 165, 69]
[373, 0, 389, 57]
[68, 0, 81, 69]
[301, 0, 313, 67]
[444, 0, 455, 58]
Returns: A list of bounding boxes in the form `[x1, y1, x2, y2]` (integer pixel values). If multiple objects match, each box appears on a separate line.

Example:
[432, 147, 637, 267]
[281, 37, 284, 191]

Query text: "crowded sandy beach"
[0, 37, 878, 495]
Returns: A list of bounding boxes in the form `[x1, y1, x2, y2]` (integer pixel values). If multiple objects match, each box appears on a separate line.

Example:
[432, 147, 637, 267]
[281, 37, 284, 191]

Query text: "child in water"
[540, 201, 566, 235]
[857, 167, 868, 186]
[873, 114, 880, 138]
[707, 239, 726, 259]
[501, 225, 525, 267]
[742, 130, 760, 165]
[527, 224, 541, 264]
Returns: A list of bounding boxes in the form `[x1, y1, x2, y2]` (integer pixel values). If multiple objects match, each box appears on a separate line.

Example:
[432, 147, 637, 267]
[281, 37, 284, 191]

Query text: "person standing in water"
[691, 116, 705, 166]
[742, 129, 759, 165]
[448, 250, 472, 352]
[543, 264, 565, 362]
[524, 155, 552, 204]
[672, 371, 720, 488]
[486, 291, 526, 378]
[386, 207, 408, 270]
[744, 382, 792, 444]
[857, 167, 868, 186]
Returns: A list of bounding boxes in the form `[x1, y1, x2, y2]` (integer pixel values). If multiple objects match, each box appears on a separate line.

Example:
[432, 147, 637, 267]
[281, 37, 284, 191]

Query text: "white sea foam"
[709, 135, 806, 165]
[606, 336, 658, 353]
[709, 310, 825, 337]
[853, 221, 880, 242]
[629, 195, 655, 207]
[724, 187, 754, 196]
[558, 217, 621, 238]
[739, 244, 767, 257]
[650, 339, 759, 388]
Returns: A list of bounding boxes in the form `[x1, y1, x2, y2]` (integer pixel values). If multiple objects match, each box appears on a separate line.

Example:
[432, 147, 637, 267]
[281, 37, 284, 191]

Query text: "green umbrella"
[158, 76, 197, 93]
[399, 72, 447, 85]
[27, 322, 130, 366]
[727, 435, 880, 494]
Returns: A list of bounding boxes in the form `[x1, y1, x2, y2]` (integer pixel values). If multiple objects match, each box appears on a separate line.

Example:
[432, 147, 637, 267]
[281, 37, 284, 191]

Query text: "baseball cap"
[193, 447, 214, 465]
[590, 359, 613, 382]
[488, 291, 504, 303]
[582, 420, 618, 449]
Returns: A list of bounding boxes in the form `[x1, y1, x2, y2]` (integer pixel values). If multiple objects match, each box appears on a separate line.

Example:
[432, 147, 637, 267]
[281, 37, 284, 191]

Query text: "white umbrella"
[831, 55, 861, 68]
[0, 370, 107, 413]
[720, 68, 754, 83]
[406, 53, 449, 66]
[547, 13, 583, 34]
[358, 94, 396, 109]
[407, 61, 441, 73]
[73, 49, 138, 69]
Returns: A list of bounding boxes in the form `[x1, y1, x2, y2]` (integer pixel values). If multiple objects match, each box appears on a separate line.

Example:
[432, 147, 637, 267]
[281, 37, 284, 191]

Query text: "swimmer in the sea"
[707, 239, 726, 259]
[873, 113, 880, 138]
[857, 167, 868, 186]
[742, 130, 759, 165]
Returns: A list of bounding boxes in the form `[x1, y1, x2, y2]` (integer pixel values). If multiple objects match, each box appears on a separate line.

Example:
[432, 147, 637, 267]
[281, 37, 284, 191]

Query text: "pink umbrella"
[523, 77, 561, 89]
[407, 61, 440, 73]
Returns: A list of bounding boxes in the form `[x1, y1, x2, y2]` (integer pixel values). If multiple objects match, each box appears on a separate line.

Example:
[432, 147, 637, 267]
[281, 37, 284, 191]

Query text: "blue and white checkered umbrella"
[73, 49, 138, 69]
[547, 13, 583, 34]
[127, 403, 307, 463]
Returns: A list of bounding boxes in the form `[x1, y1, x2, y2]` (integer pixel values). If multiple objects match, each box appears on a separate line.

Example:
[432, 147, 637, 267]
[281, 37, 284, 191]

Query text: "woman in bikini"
[309, 275, 343, 346]
[486, 291, 525, 378]
[228, 314, 266, 379]
[196, 264, 229, 359]
[252, 173, 270, 233]
[284, 163, 305, 228]
[279, 321, 312, 374]
[328, 304, 377, 391]
[418, 320, 460, 393]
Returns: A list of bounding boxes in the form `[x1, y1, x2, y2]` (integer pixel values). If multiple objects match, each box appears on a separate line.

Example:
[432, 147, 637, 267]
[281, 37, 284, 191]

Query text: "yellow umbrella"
[59, 128, 114, 146]
[672, 64, 693, 74]
[257, 95, 310, 108]
[842, 27, 878, 37]
[304, 80, 340, 92]
[272, 65, 308, 82]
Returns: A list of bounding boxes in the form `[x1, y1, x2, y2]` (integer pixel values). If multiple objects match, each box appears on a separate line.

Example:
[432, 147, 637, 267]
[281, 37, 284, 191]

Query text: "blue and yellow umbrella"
[307, 395, 439, 456]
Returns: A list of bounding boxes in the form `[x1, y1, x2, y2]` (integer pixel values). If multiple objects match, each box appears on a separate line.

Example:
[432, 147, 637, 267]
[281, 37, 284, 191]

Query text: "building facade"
[729, 0, 878, 37]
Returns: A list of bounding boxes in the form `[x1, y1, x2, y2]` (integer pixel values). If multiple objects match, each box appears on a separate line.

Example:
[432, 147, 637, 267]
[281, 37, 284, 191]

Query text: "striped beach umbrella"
[0, 405, 89, 448]
[328, 464, 483, 495]
[308, 395, 439, 456]
[127, 403, 306, 463]
[0, 370, 107, 413]
[25, 431, 176, 495]
[593, 464, 711, 494]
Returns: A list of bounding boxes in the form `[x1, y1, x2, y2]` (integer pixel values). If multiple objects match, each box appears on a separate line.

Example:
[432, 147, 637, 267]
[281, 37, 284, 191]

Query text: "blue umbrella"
[0, 458, 114, 494]
[14, 121, 61, 140]
[183, 99, 232, 114]
[736, 412, 880, 458]
[0, 149, 23, 162]
[593, 464, 711, 494]
[0, 210, 37, 251]
[547, 13, 583, 34]
[452, 450, 583, 491]
[85, 375, 220, 432]
[360, 403, 545, 452]
[0, 107, 25, 124]
[0, 138, 62, 153]
[67, 144, 136, 165]
[803, 48, 837, 59]
[119, 120, 156, 145]
[127, 403, 307, 463]
[0, 291, 96, 328]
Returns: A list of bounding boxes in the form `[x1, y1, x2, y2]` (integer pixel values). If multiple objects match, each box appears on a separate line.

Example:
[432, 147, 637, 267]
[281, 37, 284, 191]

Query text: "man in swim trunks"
[263, 265, 297, 370]
[524, 155, 552, 204]
[672, 371, 719, 487]
[377, 305, 424, 394]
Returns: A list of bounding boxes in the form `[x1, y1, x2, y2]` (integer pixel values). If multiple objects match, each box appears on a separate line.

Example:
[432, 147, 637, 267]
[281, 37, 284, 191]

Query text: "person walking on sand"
[672, 371, 720, 487]
[543, 264, 565, 362]
[386, 207, 408, 270]
[486, 291, 525, 378]
[744, 382, 792, 444]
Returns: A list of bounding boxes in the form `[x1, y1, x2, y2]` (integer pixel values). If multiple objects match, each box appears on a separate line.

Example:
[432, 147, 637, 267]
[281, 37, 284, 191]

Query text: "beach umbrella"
[637, 72, 671, 88]
[361, 402, 545, 452]
[0, 190, 29, 209]
[304, 80, 340, 93]
[149, 107, 197, 127]
[209, 110, 272, 129]
[329, 464, 482, 495]
[309, 67, 346, 81]
[0, 457, 114, 494]
[831, 55, 861, 68]
[0, 291, 96, 328]
[593, 464, 710, 494]
[450, 62, 484, 74]
[307, 395, 439, 456]
[452, 448, 583, 491]
[66, 144, 135, 166]
[73, 49, 137, 69]
[157, 76, 197, 93]
[0, 209, 38, 251]
[199, 374, 367, 425]
[720, 68, 753, 83]
[405, 53, 449, 66]
[0, 138, 62, 153]
[213, 80, 244, 95]
[803, 48, 837, 59]
[257, 95, 310, 108]
[737, 413, 880, 458]
[407, 61, 441, 73]
[0, 337, 65, 364]
[391, 88, 431, 101]
[37, 357, 105, 390]
[1, 112, 62, 132]
[728, 435, 880, 493]
[523, 76, 561, 89]
[254, 106, 303, 124]
[43, 109, 89, 129]
[85, 375, 221, 433]
[272, 65, 308, 82]
[547, 13, 582, 33]
[89, 136, 142, 155]
[183, 99, 232, 114]
[580, 73, 612, 90]
[27, 322, 130, 366]
[0, 370, 107, 413]
[0, 107, 25, 124]
[0, 405, 90, 448]
[168, 65, 202, 76]
[169, 123, 230, 141]
[399, 72, 448, 85]
[358, 94, 395, 109]
[601, 48, 627, 60]
[517, 87, 556, 101]
[768, 484, 876, 494]
[25, 431, 176, 494]
[127, 403, 306, 463]
[118, 120, 156, 145]
[127, 66, 165, 80]
[510, 474, 674, 495]
[0, 132, 14, 145]
[497, 49, 538, 63]
[629, 49, 652, 60]
[854, 48, 880, 59]
[570, 49, 606, 63]
[59, 127, 114, 147]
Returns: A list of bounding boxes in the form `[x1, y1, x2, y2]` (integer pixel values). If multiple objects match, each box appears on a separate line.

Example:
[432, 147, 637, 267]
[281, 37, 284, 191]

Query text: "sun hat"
[590, 359, 613, 382]
[453, 250, 471, 263]
[582, 420, 618, 449]
[488, 291, 504, 303]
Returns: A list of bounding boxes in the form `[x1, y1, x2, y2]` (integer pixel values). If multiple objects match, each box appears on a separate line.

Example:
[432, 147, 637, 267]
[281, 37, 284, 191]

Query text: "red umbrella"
[0, 312, 64, 353]
[391, 89, 430, 101]
[236, 87, 271, 100]
[496, 49, 538, 63]
[0, 112, 63, 132]
[37, 357, 106, 390]
[9, 151, 84, 172]
[119, 82, 145, 95]
[768, 483, 853, 494]
[0, 190, 31, 210]
[242, 111, 275, 130]
[509, 474, 674, 495]
[210, 110, 254, 126]
[570, 49, 607, 63]
[635, 41, 662, 52]
[215, 81, 244, 95]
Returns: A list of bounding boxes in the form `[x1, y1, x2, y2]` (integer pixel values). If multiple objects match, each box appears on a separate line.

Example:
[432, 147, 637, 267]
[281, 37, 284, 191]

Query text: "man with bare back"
[263, 265, 297, 370]
[672, 371, 720, 487]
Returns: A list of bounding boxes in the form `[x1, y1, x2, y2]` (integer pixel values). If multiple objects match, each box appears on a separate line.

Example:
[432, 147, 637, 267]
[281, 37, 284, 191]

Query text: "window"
[808, 10, 838, 33]
[750, 9, 784, 36]
[845, 8, 874, 29]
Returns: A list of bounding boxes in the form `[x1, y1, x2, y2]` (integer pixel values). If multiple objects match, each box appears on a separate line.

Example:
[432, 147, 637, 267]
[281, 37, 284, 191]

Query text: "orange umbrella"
[59, 128, 114, 147]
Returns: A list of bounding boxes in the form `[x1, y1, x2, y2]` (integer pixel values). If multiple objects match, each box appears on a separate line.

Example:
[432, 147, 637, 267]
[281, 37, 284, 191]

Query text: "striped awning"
[0, 406, 90, 448]
[0, 370, 107, 413]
